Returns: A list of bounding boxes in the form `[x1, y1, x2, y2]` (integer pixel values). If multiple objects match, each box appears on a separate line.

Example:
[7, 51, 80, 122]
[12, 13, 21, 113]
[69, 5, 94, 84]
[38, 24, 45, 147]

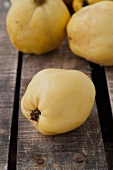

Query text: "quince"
[67, 1, 113, 66]
[21, 69, 95, 135]
[7, 0, 70, 54]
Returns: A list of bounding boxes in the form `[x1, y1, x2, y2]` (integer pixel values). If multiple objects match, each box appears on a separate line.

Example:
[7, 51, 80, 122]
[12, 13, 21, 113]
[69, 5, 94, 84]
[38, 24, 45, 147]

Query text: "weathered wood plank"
[104, 142, 113, 170]
[0, 1, 18, 169]
[105, 67, 113, 116]
[17, 38, 108, 169]
[104, 67, 113, 169]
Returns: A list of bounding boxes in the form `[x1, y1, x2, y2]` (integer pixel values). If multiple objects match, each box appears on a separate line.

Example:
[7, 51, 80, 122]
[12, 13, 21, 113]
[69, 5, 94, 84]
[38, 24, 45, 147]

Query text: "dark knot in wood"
[36, 155, 44, 164]
[37, 158, 44, 164]
[76, 154, 85, 163]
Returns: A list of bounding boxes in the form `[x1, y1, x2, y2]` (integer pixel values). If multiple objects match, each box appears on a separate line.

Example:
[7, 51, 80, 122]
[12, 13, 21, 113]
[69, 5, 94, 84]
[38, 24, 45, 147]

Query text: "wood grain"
[0, 1, 18, 169]
[105, 67, 113, 116]
[17, 38, 108, 169]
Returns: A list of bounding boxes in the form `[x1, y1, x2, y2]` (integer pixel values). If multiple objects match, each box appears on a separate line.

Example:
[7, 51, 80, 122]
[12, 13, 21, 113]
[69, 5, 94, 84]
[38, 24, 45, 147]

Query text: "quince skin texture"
[7, 0, 70, 54]
[21, 69, 95, 135]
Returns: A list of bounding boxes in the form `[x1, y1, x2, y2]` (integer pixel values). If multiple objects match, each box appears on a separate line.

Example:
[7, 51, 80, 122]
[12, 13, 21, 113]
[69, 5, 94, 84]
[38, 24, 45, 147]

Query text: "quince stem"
[34, 0, 45, 5]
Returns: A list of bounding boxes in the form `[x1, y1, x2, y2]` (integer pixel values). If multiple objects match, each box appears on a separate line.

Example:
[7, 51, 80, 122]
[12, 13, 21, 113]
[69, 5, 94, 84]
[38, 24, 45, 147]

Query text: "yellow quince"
[67, 1, 113, 66]
[7, 0, 70, 54]
[21, 69, 95, 135]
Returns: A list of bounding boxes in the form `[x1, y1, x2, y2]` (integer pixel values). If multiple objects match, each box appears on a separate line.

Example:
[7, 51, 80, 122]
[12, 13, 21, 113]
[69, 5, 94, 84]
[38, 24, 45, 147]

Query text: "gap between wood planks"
[90, 63, 113, 170]
[8, 52, 23, 170]
[90, 63, 113, 142]
[7, 53, 113, 170]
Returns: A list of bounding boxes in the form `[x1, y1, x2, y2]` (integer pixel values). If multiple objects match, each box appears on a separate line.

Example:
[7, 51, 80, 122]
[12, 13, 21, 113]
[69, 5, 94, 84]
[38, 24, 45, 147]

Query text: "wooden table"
[0, 1, 113, 169]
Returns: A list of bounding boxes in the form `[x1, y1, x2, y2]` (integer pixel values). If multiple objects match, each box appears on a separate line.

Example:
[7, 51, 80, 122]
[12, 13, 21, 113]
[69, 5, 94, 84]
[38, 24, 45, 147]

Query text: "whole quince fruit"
[7, 0, 70, 54]
[21, 69, 95, 135]
[67, 1, 113, 66]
